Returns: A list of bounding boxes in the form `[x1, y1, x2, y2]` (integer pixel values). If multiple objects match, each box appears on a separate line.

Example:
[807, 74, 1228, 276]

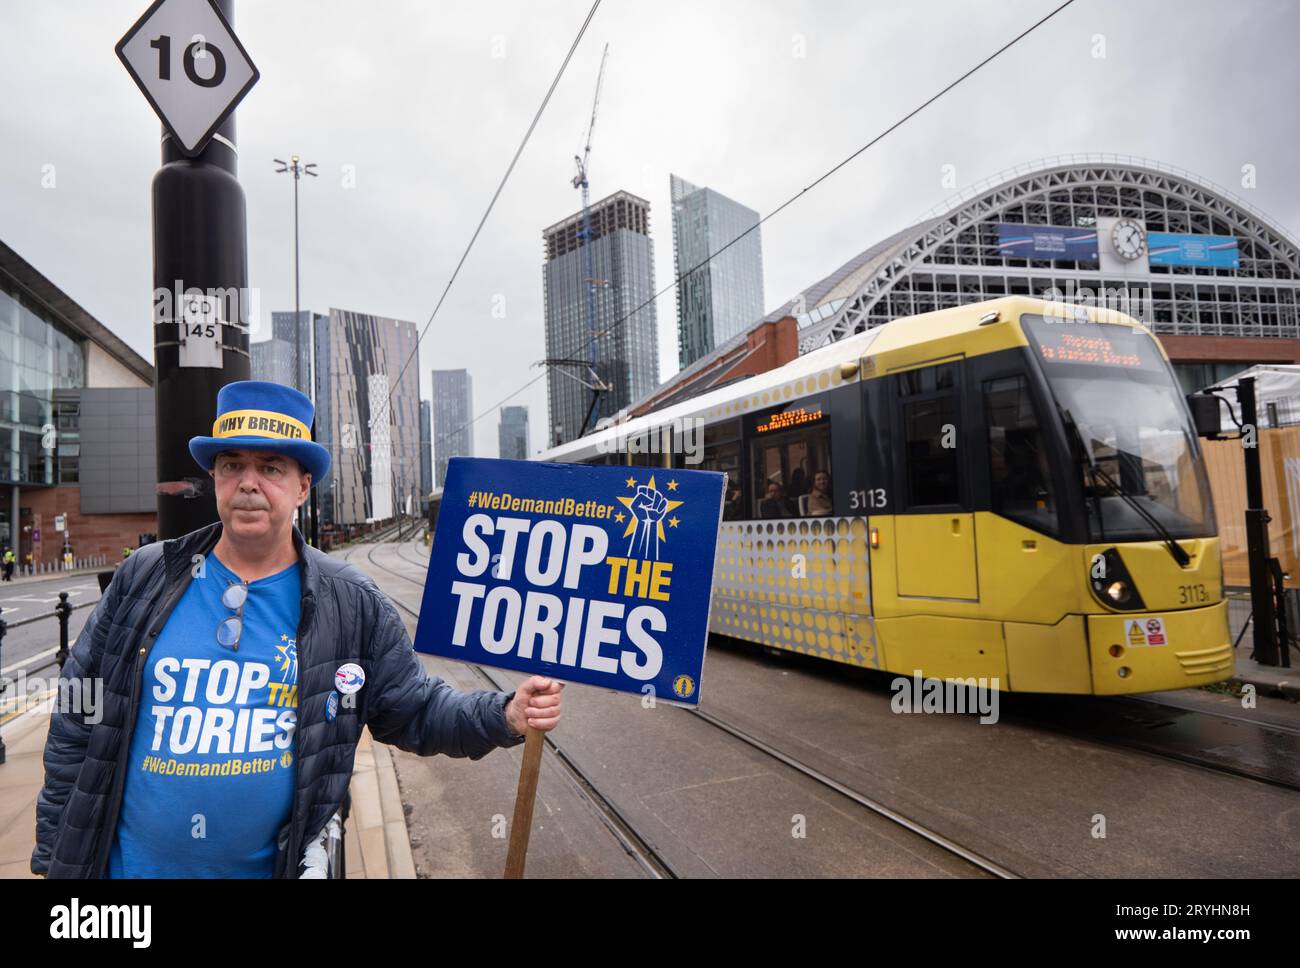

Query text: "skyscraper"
[251, 338, 295, 387]
[498, 405, 529, 460]
[419, 399, 432, 501]
[432, 369, 473, 488]
[670, 174, 765, 367]
[543, 190, 658, 446]
[315, 308, 421, 525]
[269, 310, 320, 394]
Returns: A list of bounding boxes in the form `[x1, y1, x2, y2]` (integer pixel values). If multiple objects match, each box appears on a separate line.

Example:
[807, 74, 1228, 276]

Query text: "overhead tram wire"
[366, 0, 603, 437]
[426, 0, 1079, 454]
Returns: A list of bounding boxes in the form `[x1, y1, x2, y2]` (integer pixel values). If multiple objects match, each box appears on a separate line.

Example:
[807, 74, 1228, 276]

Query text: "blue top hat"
[189, 380, 330, 486]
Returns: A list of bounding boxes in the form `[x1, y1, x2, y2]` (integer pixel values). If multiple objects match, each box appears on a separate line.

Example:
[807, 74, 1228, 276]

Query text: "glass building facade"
[0, 278, 86, 491]
[543, 191, 659, 446]
[316, 308, 421, 525]
[432, 368, 473, 488]
[498, 404, 529, 460]
[419, 398, 432, 499]
[251, 337, 295, 387]
[269, 310, 317, 395]
[670, 174, 765, 368]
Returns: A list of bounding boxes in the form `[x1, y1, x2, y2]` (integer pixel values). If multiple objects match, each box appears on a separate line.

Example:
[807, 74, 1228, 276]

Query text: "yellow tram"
[539, 296, 1233, 694]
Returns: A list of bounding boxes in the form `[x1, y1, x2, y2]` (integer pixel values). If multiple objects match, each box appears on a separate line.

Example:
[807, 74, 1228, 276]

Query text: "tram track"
[710, 632, 1300, 796]
[1005, 691, 1300, 794]
[358, 538, 1014, 879]
[391, 539, 429, 570]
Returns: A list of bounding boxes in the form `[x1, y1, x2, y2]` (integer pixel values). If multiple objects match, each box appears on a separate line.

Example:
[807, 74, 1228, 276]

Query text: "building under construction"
[541, 190, 659, 446]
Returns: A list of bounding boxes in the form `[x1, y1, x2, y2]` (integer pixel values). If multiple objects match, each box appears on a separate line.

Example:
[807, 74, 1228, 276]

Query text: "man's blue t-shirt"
[108, 552, 301, 878]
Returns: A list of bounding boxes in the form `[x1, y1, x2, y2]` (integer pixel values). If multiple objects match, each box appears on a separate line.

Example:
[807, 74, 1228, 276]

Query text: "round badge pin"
[335, 663, 365, 695]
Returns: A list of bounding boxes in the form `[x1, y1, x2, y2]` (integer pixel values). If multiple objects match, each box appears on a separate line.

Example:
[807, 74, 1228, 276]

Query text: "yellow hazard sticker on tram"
[1126, 617, 1168, 647]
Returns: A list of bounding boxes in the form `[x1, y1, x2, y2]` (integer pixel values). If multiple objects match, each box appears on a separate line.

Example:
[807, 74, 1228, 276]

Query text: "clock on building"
[1111, 218, 1147, 261]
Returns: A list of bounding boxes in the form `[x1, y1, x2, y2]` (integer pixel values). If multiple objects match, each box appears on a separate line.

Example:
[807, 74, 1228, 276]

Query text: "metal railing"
[9, 554, 111, 577]
[0, 585, 96, 764]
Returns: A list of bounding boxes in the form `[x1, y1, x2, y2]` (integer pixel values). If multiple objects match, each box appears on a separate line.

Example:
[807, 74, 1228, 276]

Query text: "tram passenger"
[759, 480, 789, 519]
[802, 470, 833, 516]
[788, 458, 812, 503]
[723, 482, 743, 521]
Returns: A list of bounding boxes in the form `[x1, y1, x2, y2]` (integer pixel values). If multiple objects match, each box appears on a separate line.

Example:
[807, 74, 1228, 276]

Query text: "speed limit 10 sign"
[116, 0, 259, 157]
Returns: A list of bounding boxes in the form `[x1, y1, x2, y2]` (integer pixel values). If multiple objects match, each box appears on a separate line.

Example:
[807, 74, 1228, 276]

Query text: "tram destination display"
[1023, 315, 1165, 372]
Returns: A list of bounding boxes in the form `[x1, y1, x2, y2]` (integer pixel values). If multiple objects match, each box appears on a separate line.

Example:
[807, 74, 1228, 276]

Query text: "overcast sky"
[2, 0, 1297, 459]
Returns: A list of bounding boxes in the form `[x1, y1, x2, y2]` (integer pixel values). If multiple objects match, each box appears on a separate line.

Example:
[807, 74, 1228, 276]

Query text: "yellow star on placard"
[615, 475, 685, 546]
[668, 516, 680, 528]
[667, 479, 679, 491]
[625, 476, 637, 488]
[614, 512, 625, 523]
[281, 634, 288, 641]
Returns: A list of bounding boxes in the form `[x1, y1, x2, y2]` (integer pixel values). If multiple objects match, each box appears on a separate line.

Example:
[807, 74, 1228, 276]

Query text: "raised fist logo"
[629, 484, 668, 559]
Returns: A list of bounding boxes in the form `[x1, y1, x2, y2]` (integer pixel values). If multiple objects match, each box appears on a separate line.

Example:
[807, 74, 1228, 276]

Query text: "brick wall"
[631, 316, 798, 417]
[1160, 334, 1300, 363]
[16, 486, 156, 567]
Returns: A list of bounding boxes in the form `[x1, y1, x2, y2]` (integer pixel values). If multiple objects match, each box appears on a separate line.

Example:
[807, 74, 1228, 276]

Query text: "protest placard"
[415, 457, 725, 704]
[413, 457, 725, 876]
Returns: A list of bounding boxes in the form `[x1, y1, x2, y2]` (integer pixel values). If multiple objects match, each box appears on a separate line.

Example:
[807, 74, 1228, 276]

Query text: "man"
[759, 480, 789, 519]
[32, 380, 562, 878]
[722, 483, 742, 521]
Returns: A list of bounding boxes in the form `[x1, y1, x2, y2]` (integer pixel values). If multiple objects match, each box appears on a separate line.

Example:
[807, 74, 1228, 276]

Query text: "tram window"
[627, 428, 663, 467]
[711, 443, 743, 519]
[898, 363, 955, 396]
[702, 420, 743, 519]
[750, 424, 832, 519]
[983, 376, 1057, 531]
[901, 366, 960, 507]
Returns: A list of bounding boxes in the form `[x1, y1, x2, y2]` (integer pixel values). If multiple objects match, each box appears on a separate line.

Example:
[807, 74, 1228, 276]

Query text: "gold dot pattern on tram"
[710, 516, 877, 668]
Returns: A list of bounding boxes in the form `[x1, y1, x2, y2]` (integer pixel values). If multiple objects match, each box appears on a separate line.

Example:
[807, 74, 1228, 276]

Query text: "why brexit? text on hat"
[188, 381, 330, 485]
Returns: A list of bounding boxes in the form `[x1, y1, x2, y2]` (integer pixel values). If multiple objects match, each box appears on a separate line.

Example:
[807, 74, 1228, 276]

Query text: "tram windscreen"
[1022, 314, 1216, 541]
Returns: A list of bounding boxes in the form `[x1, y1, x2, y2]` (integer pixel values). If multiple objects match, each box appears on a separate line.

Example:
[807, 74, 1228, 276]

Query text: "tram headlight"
[1089, 548, 1146, 611]
[1104, 580, 1132, 604]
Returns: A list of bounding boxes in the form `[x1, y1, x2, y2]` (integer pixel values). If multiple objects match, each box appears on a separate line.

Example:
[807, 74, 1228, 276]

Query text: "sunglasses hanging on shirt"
[217, 580, 249, 650]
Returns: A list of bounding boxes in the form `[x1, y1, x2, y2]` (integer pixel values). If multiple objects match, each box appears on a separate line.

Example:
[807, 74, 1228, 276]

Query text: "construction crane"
[542, 44, 611, 442]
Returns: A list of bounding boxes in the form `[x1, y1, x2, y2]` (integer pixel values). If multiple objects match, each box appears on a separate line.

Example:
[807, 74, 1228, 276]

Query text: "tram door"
[889, 360, 979, 602]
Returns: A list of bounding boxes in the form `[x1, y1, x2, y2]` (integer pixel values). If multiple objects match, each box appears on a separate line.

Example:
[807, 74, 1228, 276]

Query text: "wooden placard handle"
[503, 726, 544, 879]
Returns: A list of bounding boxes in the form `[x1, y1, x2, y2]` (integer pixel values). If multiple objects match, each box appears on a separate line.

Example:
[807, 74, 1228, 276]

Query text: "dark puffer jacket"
[31, 521, 523, 878]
